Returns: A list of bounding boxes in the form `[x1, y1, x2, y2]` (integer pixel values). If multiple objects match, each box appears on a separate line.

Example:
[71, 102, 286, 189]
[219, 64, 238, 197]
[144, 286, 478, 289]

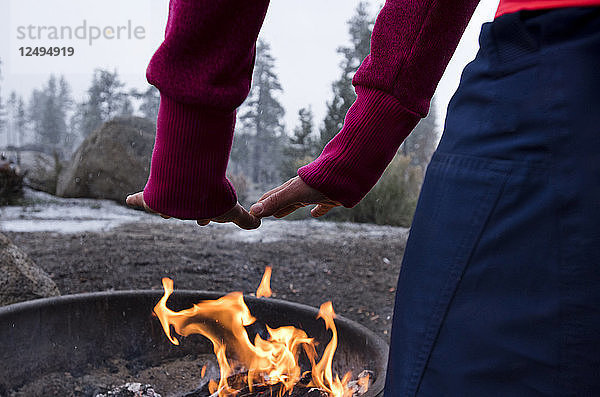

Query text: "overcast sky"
[0, 0, 500, 134]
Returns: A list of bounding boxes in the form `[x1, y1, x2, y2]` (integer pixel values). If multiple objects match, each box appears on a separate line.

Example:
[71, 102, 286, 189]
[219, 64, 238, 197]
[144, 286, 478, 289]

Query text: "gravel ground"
[4, 208, 408, 343]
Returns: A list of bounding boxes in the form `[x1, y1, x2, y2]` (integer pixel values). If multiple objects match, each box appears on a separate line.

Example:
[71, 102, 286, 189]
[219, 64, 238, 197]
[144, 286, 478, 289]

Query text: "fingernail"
[250, 202, 263, 216]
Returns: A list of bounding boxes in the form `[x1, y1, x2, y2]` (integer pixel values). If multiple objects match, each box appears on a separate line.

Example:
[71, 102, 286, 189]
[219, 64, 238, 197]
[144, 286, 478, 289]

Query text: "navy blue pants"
[385, 7, 600, 396]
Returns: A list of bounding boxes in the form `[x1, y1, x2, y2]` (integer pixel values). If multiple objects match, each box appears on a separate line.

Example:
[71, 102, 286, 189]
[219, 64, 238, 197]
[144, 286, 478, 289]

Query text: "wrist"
[143, 94, 237, 219]
[298, 86, 421, 207]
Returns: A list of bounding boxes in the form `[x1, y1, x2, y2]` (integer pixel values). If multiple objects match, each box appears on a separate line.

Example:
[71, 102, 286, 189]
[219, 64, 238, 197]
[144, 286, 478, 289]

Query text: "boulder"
[0, 233, 60, 306]
[56, 117, 155, 203]
[0, 158, 24, 204]
[19, 150, 63, 194]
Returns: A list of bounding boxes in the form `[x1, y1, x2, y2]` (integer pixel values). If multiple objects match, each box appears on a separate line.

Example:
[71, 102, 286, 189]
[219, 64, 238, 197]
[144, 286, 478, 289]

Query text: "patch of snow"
[0, 188, 154, 234]
[217, 218, 409, 243]
[0, 188, 410, 238]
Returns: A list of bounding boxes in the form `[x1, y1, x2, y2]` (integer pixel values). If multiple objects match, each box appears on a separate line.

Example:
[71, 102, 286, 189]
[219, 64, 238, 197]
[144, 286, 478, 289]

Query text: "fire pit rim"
[0, 289, 388, 397]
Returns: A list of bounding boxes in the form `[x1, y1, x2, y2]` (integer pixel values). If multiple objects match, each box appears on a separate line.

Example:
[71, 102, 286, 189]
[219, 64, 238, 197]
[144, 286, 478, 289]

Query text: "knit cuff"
[298, 86, 421, 208]
[143, 94, 237, 219]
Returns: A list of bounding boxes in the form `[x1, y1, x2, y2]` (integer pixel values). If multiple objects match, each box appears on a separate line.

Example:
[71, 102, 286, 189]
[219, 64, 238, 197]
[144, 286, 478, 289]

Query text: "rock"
[19, 150, 64, 194]
[56, 117, 155, 203]
[0, 156, 25, 204]
[0, 232, 60, 306]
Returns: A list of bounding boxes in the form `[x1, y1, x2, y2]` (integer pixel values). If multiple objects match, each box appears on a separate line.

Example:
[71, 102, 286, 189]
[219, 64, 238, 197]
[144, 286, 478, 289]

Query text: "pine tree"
[120, 97, 134, 116]
[28, 89, 45, 145]
[15, 97, 26, 164]
[25, 76, 72, 155]
[93, 69, 129, 119]
[229, 130, 252, 179]
[76, 69, 131, 137]
[400, 100, 439, 168]
[58, 77, 73, 116]
[4, 92, 27, 163]
[320, 1, 373, 149]
[291, 107, 316, 154]
[131, 86, 160, 121]
[78, 85, 103, 139]
[0, 96, 5, 149]
[37, 76, 71, 151]
[0, 59, 5, 148]
[238, 39, 285, 187]
[6, 92, 18, 149]
[68, 102, 87, 151]
[281, 106, 317, 180]
[40, 76, 62, 147]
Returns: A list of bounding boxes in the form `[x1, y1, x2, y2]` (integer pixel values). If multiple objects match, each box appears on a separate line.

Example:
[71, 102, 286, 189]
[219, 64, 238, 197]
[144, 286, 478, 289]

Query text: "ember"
[183, 373, 329, 397]
[154, 267, 371, 397]
[185, 370, 373, 397]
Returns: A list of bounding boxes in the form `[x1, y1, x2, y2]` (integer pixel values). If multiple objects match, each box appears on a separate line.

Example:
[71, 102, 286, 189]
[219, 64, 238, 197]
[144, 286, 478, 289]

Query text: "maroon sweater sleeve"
[298, 0, 480, 207]
[143, 0, 270, 219]
[143, 0, 479, 218]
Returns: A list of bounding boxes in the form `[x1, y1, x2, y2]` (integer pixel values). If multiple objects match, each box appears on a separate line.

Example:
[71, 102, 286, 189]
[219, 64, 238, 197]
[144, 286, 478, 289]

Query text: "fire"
[153, 267, 360, 397]
[256, 266, 272, 298]
[357, 373, 370, 392]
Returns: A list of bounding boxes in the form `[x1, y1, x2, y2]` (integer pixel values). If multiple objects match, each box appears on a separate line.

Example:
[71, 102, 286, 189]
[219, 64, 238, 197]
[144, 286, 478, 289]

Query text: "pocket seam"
[407, 160, 513, 394]
[433, 150, 551, 171]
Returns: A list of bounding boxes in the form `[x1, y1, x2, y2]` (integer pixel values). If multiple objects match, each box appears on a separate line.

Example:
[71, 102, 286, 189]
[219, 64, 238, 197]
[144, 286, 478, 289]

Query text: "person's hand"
[126, 192, 261, 230]
[249, 176, 342, 219]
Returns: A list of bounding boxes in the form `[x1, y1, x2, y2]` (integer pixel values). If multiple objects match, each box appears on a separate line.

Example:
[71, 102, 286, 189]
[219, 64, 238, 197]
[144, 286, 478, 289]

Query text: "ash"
[96, 382, 161, 397]
[8, 355, 218, 397]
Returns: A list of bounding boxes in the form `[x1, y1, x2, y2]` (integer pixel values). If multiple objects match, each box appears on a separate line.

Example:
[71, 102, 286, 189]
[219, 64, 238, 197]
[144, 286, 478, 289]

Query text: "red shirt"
[496, 0, 600, 17]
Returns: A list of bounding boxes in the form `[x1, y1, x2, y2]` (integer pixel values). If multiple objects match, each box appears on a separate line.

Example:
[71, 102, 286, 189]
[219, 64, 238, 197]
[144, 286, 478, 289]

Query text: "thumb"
[214, 203, 261, 230]
[233, 206, 262, 230]
[126, 192, 145, 208]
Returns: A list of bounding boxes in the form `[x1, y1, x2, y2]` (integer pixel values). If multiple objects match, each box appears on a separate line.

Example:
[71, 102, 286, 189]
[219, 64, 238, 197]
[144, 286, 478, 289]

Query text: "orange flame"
[309, 302, 353, 397]
[153, 267, 356, 396]
[256, 266, 272, 298]
[357, 372, 370, 393]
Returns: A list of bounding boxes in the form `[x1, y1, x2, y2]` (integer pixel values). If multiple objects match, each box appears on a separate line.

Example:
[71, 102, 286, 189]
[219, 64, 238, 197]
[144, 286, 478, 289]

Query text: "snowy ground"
[0, 188, 409, 242]
[0, 189, 156, 233]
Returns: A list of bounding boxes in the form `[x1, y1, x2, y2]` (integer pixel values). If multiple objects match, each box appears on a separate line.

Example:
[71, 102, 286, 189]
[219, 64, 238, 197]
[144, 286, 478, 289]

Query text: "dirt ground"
[5, 218, 408, 343]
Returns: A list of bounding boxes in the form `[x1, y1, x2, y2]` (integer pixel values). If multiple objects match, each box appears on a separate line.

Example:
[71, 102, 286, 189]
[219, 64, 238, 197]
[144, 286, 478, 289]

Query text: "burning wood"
[153, 267, 371, 397]
[185, 371, 329, 397]
[184, 369, 375, 397]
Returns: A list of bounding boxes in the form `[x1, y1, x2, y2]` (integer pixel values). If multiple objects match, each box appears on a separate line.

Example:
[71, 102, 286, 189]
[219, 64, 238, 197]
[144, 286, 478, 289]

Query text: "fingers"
[126, 192, 171, 219]
[251, 178, 308, 218]
[250, 176, 343, 219]
[252, 189, 298, 218]
[257, 177, 296, 203]
[311, 203, 335, 218]
[126, 194, 256, 229]
[273, 203, 306, 218]
[210, 203, 261, 230]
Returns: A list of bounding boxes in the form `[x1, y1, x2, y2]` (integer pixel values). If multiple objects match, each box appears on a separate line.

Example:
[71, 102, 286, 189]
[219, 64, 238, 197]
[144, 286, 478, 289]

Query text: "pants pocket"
[384, 152, 512, 397]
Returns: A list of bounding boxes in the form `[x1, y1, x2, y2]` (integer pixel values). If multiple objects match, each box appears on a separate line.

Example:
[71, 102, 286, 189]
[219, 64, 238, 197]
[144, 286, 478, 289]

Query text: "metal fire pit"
[0, 291, 387, 396]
